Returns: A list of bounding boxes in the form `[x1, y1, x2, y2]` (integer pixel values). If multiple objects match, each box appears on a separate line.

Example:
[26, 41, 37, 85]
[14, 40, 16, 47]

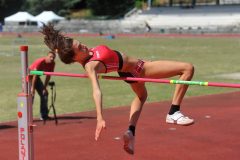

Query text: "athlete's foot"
[123, 130, 135, 154]
[166, 111, 194, 126]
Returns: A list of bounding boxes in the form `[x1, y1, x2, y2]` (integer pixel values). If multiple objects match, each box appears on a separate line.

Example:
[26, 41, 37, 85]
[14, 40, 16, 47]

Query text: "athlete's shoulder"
[93, 45, 110, 50]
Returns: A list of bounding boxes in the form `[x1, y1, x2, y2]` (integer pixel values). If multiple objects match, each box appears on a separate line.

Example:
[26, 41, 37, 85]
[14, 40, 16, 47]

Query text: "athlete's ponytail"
[40, 23, 75, 64]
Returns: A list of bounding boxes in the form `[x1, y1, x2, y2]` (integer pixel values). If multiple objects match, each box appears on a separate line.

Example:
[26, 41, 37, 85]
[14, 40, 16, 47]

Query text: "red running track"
[1, 92, 240, 160]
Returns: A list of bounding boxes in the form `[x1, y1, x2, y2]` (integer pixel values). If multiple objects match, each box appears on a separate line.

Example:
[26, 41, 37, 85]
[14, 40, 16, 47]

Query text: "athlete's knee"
[184, 63, 194, 79]
[139, 91, 148, 103]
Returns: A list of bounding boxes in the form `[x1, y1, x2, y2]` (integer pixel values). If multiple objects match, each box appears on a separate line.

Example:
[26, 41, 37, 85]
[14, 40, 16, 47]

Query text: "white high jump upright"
[17, 46, 34, 160]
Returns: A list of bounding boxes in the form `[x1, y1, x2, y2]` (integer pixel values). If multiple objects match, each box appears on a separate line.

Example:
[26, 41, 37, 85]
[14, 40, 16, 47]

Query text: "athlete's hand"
[95, 119, 106, 141]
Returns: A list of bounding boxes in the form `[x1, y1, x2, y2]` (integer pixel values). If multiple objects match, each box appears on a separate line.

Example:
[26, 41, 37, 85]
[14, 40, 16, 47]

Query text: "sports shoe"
[166, 111, 194, 126]
[123, 130, 135, 154]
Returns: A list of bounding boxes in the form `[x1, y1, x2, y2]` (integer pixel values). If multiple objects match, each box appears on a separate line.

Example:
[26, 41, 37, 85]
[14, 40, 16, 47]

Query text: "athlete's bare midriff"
[120, 52, 144, 73]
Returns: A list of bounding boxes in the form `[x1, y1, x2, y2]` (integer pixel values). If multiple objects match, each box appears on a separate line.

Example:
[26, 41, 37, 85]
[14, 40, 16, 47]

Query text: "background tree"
[87, 0, 135, 18]
[22, 0, 66, 16]
[0, 0, 24, 23]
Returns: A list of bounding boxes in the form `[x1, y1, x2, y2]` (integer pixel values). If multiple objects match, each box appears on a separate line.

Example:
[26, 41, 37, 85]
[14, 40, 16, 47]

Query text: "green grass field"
[0, 34, 240, 122]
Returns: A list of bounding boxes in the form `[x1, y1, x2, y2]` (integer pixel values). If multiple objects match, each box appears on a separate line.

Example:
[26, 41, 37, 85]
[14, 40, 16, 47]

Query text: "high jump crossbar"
[30, 70, 240, 88]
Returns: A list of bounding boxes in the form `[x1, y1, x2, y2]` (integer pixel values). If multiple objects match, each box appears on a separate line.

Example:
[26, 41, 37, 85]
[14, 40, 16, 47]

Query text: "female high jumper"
[41, 24, 194, 154]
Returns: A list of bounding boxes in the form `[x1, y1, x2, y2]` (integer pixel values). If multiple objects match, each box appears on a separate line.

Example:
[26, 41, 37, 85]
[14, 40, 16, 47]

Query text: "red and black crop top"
[84, 45, 123, 73]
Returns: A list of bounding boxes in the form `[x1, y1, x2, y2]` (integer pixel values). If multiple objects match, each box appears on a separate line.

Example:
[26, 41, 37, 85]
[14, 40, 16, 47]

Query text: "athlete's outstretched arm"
[85, 62, 106, 141]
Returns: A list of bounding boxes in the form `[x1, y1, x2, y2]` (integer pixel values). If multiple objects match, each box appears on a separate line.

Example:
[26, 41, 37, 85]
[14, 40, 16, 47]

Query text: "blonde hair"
[40, 24, 75, 64]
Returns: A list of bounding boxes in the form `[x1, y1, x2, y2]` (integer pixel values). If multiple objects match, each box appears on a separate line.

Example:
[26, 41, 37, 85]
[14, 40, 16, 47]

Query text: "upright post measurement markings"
[17, 46, 34, 160]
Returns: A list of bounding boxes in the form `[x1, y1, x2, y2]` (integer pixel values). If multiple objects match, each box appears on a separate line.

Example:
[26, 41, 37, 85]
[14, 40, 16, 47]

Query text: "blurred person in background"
[29, 51, 56, 120]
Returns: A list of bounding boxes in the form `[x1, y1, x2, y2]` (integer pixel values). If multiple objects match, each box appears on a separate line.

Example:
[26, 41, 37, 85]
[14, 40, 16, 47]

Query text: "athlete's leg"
[143, 60, 194, 105]
[129, 82, 148, 126]
[123, 82, 147, 154]
[143, 60, 194, 125]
